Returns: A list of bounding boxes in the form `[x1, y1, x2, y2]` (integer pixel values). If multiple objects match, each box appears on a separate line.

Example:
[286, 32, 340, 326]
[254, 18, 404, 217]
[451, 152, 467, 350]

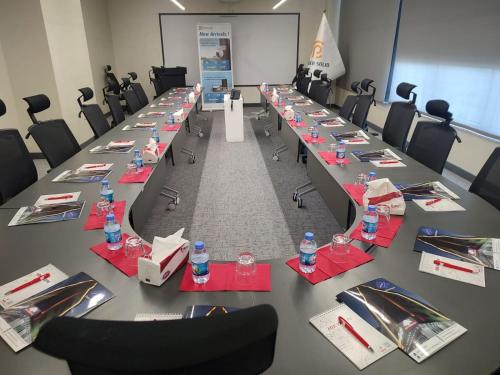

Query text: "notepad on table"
[414, 198, 465, 212]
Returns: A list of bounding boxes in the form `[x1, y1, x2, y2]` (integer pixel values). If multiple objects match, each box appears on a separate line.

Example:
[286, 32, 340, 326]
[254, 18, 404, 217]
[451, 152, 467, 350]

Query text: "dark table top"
[0, 86, 499, 375]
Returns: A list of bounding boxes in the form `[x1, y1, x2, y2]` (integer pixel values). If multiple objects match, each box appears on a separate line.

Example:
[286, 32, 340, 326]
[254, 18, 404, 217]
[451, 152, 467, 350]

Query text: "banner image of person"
[308, 13, 345, 80]
[197, 23, 234, 110]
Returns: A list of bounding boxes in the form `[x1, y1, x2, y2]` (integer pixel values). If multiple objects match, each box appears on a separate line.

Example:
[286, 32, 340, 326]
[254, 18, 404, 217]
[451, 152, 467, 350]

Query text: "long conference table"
[0, 85, 499, 375]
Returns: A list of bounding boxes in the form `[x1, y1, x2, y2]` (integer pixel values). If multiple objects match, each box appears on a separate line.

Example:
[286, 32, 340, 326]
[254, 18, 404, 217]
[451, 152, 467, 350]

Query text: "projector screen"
[160, 13, 299, 86]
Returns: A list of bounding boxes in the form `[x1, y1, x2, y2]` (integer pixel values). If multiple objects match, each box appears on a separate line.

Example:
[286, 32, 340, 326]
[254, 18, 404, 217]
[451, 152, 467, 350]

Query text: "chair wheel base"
[272, 154, 279, 161]
[297, 198, 303, 208]
[292, 192, 298, 201]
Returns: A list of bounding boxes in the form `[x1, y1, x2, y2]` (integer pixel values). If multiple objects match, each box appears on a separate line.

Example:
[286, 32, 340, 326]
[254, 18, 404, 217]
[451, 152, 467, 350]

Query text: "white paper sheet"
[414, 198, 466, 212]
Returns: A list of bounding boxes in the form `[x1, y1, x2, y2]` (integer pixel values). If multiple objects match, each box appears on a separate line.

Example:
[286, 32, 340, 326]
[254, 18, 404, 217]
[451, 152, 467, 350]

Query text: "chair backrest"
[406, 100, 458, 174]
[34, 304, 278, 375]
[292, 63, 304, 85]
[351, 95, 372, 128]
[0, 128, 38, 205]
[308, 73, 331, 106]
[469, 147, 500, 209]
[121, 78, 143, 114]
[338, 81, 361, 120]
[130, 82, 149, 107]
[105, 65, 120, 95]
[77, 87, 110, 138]
[297, 68, 312, 95]
[105, 94, 125, 127]
[23, 94, 81, 169]
[382, 82, 418, 150]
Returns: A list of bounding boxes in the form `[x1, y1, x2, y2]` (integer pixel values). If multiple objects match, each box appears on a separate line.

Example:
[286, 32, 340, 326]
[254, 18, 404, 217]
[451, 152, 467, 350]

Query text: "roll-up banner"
[197, 23, 234, 110]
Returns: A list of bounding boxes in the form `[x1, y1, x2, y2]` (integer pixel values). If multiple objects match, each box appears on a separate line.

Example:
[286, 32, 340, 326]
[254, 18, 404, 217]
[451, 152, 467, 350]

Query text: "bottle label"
[295, 114, 302, 123]
[336, 150, 346, 159]
[312, 131, 319, 138]
[299, 251, 316, 266]
[105, 229, 122, 244]
[101, 192, 114, 203]
[192, 261, 209, 276]
[362, 220, 378, 234]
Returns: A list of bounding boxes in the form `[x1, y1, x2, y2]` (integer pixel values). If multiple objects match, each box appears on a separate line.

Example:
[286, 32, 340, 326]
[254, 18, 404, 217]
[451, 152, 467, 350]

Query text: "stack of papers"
[34, 192, 81, 206]
[414, 198, 465, 212]
[331, 130, 370, 144]
[318, 117, 345, 127]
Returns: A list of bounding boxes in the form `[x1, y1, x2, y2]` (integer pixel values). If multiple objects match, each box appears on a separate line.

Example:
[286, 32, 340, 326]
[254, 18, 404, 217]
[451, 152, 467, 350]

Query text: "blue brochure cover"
[336, 278, 466, 363]
[414, 226, 500, 269]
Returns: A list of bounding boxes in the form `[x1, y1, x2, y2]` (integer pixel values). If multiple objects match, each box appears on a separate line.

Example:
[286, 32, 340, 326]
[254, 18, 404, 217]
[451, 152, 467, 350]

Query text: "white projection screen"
[160, 13, 299, 86]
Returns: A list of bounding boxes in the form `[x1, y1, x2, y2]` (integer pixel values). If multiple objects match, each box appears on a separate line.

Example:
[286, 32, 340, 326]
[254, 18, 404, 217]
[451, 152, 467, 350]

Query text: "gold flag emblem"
[311, 39, 323, 59]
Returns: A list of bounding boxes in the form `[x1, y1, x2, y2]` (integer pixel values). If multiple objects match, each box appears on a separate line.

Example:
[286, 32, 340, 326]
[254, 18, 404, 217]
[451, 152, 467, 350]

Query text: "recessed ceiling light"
[171, 0, 186, 11]
[272, 0, 288, 10]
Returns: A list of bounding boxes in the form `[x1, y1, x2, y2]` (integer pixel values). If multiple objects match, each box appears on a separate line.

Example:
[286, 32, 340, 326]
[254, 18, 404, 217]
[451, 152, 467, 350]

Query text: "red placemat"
[179, 263, 271, 292]
[288, 119, 308, 128]
[157, 143, 168, 155]
[118, 166, 153, 184]
[349, 216, 404, 248]
[84, 200, 126, 230]
[318, 151, 351, 165]
[343, 183, 365, 205]
[161, 124, 181, 132]
[286, 244, 373, 285]
[182, 103, 193, 109]
[302, 134, 326, 144]
[89, 233, 151, 277]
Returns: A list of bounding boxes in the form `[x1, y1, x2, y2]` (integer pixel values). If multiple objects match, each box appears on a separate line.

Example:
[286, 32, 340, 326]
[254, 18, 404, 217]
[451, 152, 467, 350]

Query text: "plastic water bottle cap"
[368, 172, 376, 177]
[368, 205, 377, 211]
[194, 241, 205, 250]
[106, 213, 115, 221]
[304, 232, 314, 240]
[101, 179, 109, 185]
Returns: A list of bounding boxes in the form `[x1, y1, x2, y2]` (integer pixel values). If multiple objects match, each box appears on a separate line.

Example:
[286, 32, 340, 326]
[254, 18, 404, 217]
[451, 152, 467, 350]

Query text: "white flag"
[308, 13, 345, 80]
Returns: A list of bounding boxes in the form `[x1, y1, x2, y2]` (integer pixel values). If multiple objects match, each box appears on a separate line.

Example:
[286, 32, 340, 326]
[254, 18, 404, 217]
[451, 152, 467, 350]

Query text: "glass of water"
[328, 143, 337, 155]
[125, 236, 145, 258]
[236, 251, 257, 281]
[126, 163, 137, 175]
[96, 198, 111, 217]
[355, 173, 368, 186]
[377, 204, 391, 224]
[330, 234, 351, 263]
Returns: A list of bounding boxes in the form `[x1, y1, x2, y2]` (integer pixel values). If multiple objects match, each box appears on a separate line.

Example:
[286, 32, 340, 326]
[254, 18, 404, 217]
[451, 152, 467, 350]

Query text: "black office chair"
[292, 63, 304, 86]
[406, 100, 461, 174]
[34, 304, 278, 375]
[24, 94, 81, 169]
[128, 72, 149, 107]
[469, 147, 500, 209]
[382, 82, 420, 150]
[105, 93, 125, 127]
[351, 79, 376, 129]
[77, 87, 110, 138]
[297, 68, 312, 96]
[307, 69, 323, 97]
[308, 73, 332, 106]
[105, 65, 120, 95]
[338, 81, 361, 121]
[121, 77, 143, 114]
[0, 100, 38, 205]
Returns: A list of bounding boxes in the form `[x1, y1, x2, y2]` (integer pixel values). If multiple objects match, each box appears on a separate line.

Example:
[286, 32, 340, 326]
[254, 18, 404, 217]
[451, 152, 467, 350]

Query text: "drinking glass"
[235, 251, 257, 281]
[355, 173, 368, 186]
[377, 204, 391, 224]
[125, 236, 145, 258]
[330, 234, 350, 263]
[96, 199, 111, 217]
[328, 143, 337, 155]
[126, 163, 137, 175]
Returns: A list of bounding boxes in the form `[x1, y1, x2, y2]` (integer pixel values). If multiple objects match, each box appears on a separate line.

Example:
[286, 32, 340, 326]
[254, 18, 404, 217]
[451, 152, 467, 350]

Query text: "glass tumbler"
[377, 204, 391, 224]
[96, 199, 111, 217]
[125, 236, 145, 258]
[235, 251, 257, 281]
[330, 234, 351, 263]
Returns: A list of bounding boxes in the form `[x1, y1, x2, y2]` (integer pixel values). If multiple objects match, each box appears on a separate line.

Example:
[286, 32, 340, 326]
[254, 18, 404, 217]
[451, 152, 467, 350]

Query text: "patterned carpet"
[139, 108, 342, 260]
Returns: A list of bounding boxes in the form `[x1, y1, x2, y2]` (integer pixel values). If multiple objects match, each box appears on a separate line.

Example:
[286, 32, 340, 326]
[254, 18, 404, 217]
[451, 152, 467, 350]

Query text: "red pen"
[347, 139, 366, 143]
[85, 164, 107, 169]
[338, 316, 373, 351]
[46, 194, 73, 201]
[434, 259, 475, 273]
[5, 273, 51, 295]
[379, 160, 400, 165]
[426, 198, 442, 206]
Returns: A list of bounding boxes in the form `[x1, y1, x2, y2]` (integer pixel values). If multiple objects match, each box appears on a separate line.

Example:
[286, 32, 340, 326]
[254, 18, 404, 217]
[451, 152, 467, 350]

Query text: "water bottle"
[167, 112, 175, 124]
[311, 124, 320, 144]
[362, 205, 379, 241]
[100, 179, 114, 204]
[191, 241, 210, 284]
[151, 128, 160, 144]
[277, 94, 282, 106]
[295, 111, 302, 124]
[133, 149, 144, 172]
[299, 232, 318, 273]
[336, 140, 346, 165]
[104, 213, 122, 250]
[365, 171, 377, 190]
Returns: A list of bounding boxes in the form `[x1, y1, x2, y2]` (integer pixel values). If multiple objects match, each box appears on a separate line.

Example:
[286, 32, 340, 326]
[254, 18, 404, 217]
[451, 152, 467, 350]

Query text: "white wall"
[335, 86, 499, 176]
[41, 0, 95, 144]
[107, 0, 340, 103]
[0, 39, 20, 131]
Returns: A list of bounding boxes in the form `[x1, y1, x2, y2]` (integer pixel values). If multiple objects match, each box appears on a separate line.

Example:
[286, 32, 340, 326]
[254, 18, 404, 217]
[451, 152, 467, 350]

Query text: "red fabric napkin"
[288, 119, 308, 128]
[157, 143, 167, 155]
[118, 166, 153, 184]
[181, 103, 193, 109]
[302, 134, 326, 144]
[318, 151, 351, 165]
[84, 200, 126, 230]
[161, 124, 181, 132]
[89, 233, 151, 277]
[343, 183, 365, 205]
[349, 216, 404, 248]
[179, 263, 271, 292]
[286, 244, 373, 285]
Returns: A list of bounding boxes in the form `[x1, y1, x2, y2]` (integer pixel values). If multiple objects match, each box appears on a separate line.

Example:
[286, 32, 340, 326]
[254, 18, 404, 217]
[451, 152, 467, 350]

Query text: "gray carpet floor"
[139, 108, 342, 260]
